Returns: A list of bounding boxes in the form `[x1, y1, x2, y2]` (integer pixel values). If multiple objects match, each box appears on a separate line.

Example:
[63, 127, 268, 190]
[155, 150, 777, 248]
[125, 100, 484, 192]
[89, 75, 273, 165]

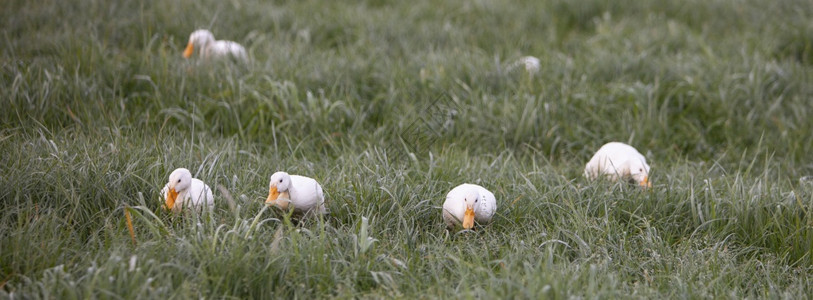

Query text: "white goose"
[161, 168, 214, 213]
[265, 172, 327, 215]
[584, 142, 651, 187]
[183, 29, 248, 62]
[442, 183, 497, 230]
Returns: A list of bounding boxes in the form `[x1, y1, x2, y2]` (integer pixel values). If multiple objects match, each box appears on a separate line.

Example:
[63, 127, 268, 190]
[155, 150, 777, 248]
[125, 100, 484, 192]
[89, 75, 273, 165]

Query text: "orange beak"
[266, 186, 280, 204]
[640, 176, 652, 188]
[166, 188, 178, 210]
[183, 42, 194, 58]
[462, 207, 475, 229]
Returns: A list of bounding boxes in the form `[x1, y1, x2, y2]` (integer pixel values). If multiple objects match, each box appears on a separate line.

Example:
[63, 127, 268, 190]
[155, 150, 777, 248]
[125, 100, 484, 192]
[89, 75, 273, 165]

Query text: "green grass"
[2, 0, 813, 298]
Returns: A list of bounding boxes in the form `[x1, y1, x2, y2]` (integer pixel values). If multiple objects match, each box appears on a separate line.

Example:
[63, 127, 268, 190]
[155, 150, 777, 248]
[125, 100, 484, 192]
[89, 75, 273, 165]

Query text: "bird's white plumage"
[267, 172, 327, 215]
[442, 183, 497, 229]
[184, 29, 248, 62]
[517, 56, 541, 74]
[161, 168, 214, 213]
[584, 142, 651, 186]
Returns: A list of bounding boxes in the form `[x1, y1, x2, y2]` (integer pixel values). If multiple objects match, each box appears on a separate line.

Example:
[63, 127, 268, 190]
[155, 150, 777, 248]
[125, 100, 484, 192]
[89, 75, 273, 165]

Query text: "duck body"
[266, 172, 326, 215]
[161, 168, 214, 213]
[584, 142, 651, 187]
[442, 183, 497, 230]
[518, 56, 540, 74]
[183, 29, 248, 62]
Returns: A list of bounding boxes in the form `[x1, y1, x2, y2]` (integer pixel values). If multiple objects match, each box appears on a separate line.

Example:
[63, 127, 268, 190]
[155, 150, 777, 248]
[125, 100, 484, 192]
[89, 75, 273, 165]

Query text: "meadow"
[2, 0, 813, 298]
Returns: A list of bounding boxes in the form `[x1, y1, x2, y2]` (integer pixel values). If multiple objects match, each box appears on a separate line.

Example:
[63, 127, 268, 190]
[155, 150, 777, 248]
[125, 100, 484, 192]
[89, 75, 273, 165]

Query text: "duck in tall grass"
[265, 171, 327, 215]
[506, 56, 540, 75]
[515, 56, 540, 74]
[442, 183, 497, 230]
[161, 168, 214, 213]
[584, 142, 651, 188]
[183, 29, 248, 62]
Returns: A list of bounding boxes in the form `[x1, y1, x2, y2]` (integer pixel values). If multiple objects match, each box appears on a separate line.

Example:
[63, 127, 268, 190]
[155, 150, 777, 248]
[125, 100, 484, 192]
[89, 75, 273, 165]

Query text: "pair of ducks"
[161, 142, 651, 231]
[441, 141, 651, 230]
[161, 170, 326, 214]
[181, 29, 543, 76]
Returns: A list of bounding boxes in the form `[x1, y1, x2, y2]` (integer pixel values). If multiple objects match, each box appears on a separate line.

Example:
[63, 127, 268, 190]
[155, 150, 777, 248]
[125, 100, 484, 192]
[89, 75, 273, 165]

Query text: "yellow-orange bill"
[166, 188, 178, 210]
[266, 186, 280, 204]
[462, 207, 475, 229]
[183, 42, 194, 58]
[641, 176, 652, 188]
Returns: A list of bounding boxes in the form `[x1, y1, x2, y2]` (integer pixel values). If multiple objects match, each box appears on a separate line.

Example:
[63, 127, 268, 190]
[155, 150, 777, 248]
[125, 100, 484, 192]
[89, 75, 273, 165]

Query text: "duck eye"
[279, 179, 283, 183]
[177, 179, 181, 183]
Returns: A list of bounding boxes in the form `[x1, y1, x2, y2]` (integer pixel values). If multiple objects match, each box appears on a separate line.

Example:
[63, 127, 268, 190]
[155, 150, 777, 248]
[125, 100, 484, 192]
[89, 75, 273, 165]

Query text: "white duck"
[442, 183, 497, 230]
[584, 142, 651, 187]
[266, 172, 327, 215]
[516, 56, 541, 74]
[183, 29, 248, 62]
[161, 168, 214, 213]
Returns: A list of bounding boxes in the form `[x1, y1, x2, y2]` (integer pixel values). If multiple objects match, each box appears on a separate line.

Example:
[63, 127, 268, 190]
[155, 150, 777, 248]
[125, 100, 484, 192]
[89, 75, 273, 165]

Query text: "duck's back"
[289, 175, 325, 213]
[185, 178, 214, 209]
[585, 142, 645, 178]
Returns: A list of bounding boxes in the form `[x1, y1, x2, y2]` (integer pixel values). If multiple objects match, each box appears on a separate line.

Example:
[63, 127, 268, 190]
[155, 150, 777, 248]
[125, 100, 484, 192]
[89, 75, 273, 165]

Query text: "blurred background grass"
[2, 0, 813, 298]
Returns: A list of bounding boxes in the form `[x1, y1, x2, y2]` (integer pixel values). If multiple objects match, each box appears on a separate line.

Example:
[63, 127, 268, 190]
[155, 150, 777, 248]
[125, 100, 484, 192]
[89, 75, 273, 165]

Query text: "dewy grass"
[2, 0, 813, 298]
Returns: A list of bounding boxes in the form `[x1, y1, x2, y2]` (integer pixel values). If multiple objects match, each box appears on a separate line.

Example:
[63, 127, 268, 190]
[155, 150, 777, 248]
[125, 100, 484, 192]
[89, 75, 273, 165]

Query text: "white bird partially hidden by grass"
[265, 172, 327, 215]
[508, 56, 541, 74]
[584, 142, 652, 188]
[442, 183, 497, 230]
[183, 29, 248, 62]
[161, 168, 214, 213]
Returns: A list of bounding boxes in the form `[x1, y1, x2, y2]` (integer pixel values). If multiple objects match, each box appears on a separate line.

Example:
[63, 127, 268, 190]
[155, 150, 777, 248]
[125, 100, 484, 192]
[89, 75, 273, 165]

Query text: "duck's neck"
[284, 185, 296, 197]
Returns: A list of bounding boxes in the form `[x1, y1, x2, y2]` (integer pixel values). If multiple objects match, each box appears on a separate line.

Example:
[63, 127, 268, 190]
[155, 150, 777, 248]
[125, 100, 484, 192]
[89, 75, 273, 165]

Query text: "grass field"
[3, 0, 813, 298]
